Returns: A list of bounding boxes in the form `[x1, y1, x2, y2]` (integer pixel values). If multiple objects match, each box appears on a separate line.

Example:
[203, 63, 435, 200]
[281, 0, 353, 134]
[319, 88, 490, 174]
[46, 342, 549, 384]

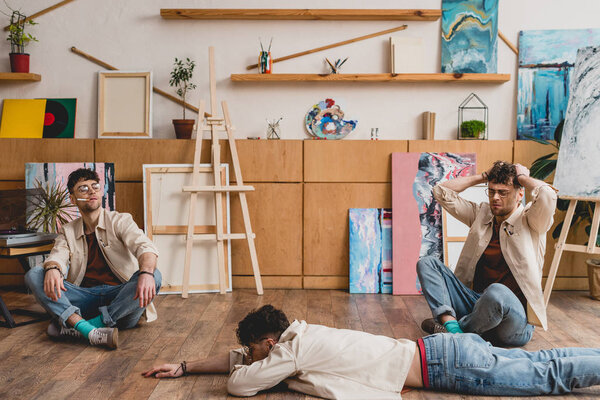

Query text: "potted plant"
[169, 57, 196, 139]
[27, 180, 76, 233]
[459, 120, 486, 139]
[529, 121, 600, 300]
[6, 9, 37, 73]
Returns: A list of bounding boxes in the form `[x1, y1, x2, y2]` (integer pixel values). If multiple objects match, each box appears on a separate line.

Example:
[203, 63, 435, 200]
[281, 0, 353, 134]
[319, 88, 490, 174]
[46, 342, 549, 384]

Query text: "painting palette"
[304, 98, 357, 140]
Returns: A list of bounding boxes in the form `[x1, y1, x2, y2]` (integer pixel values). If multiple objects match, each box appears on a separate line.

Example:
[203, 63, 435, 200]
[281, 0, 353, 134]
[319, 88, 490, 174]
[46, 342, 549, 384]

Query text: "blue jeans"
[24, 266, 162, 329]
[416, 256, 533, 347]
[423, 333, 600, 395]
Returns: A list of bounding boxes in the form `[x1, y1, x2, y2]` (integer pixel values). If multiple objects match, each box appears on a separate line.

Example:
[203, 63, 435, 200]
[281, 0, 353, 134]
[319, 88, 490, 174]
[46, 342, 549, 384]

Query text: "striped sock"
[443, 320, 464, 334]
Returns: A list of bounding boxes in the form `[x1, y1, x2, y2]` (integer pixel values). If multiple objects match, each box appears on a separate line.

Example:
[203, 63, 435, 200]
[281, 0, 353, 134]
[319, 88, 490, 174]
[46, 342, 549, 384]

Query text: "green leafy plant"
[169, 57, 196, 120]
[6, 9, 37, 54]
[27, 180, 76, 233]
[460, 120, 486, 138]
[528, 120, 599, 247]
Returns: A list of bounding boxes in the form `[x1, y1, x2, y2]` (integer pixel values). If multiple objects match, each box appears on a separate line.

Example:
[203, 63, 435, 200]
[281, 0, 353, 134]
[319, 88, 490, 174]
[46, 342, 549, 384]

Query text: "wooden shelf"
[230, 73, 511, 83]
[0, 72, 41, 82]
[160, 9, 441, 21]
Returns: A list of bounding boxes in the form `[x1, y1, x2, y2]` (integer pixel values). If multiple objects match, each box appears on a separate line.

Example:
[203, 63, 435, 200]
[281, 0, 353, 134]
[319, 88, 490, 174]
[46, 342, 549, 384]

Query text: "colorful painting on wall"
[25, 163, 116, 223]
[441, 0, 498, 73]
[554, 46, 600, 199]
[305, 98, 357, 140]
[517, 29, 600, 140]
[0, 98, 77, 138]
[392, 152, 476, 295]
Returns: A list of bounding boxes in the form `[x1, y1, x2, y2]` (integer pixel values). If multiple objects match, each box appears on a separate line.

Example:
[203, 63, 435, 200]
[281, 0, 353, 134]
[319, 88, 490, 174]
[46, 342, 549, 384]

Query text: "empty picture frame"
[143, 164, 232, 294]
[98, 71, 152, 138]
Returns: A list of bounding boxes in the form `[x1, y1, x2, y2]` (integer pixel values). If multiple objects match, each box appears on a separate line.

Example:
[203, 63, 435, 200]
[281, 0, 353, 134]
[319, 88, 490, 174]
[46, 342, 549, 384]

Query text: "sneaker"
[421, 318, 448, 334]
[89, 327, 118, 349]
[47, 320, 83, 340]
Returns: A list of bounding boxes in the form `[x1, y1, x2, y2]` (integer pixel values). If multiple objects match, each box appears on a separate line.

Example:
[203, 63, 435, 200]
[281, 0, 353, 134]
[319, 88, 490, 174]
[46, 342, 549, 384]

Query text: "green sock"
[74, 320, 96, 338]
[444, 320, 464, 334]
[88, 315, 105, 328]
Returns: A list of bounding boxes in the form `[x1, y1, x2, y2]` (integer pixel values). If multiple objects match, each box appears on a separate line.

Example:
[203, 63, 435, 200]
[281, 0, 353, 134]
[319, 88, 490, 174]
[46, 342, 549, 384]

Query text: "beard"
[80, 200, 101, 213]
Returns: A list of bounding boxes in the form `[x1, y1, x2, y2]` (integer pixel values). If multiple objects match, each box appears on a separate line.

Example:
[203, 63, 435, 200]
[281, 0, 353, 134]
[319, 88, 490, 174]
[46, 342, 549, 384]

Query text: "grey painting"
[554, 46, 600, 199]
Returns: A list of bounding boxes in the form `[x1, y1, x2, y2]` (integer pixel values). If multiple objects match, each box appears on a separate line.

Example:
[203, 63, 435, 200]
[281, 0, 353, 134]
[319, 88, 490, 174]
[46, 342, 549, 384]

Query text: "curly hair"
[236, 305, 290, 347]
[67, 168, 99, 193]
[487, 161, 522, 188]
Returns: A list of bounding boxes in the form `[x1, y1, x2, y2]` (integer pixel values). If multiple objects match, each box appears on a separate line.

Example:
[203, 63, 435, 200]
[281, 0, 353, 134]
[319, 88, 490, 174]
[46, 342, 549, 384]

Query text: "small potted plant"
[6, 9, 38, 73]
[169, 57, 196, 139]
[459, 120, 486, 139]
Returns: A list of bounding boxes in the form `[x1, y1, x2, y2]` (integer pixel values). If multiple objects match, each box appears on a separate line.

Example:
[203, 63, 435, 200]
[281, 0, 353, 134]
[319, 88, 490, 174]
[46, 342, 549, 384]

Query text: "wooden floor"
[1, 288, 600, 400]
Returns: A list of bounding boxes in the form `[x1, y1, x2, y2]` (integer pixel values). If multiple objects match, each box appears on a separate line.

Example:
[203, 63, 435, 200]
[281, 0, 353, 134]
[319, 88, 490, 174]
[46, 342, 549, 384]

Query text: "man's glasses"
[76, 182, 101, 194]
[485, 188, 511, 198]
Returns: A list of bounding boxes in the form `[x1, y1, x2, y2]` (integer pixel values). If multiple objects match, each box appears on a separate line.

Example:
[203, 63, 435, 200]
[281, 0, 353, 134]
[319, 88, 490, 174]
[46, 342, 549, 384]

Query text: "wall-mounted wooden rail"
[230, 73, 511, 83]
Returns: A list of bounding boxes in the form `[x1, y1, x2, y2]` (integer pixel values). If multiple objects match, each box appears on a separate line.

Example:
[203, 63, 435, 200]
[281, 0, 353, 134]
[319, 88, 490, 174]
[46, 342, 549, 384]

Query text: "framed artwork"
[98, 71, 152, 138]
[143, 164, 232, 294]
[0, 99, 76, 138]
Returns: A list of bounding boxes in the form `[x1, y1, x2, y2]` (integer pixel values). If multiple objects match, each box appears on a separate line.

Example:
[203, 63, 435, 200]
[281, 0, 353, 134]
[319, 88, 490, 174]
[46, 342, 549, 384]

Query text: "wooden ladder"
[181, 47, 263, 297]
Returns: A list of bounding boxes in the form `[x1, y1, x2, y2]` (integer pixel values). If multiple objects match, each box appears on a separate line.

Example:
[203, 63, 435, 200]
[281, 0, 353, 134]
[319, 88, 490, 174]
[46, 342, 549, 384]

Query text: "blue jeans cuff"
[433, 305, 456, 320]
[59, 305, 81, 328]
[98, 305, 116, 327]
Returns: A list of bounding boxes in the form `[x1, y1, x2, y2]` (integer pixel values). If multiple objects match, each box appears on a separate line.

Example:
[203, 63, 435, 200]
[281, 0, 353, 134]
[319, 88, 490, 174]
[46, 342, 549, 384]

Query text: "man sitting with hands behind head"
[417, 161, 557, 346]
[25, 168, 161, 349]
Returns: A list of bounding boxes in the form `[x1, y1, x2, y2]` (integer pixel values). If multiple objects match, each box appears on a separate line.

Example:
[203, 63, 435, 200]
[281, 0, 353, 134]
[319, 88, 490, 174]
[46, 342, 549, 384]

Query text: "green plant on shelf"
[460, 120, 486, 139]
[5, 9, 37, 54]
[169, 57, 196, 120]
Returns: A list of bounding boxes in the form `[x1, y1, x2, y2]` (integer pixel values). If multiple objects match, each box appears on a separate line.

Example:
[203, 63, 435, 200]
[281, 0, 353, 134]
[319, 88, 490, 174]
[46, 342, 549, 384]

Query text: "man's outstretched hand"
[142, 363, 183, 379]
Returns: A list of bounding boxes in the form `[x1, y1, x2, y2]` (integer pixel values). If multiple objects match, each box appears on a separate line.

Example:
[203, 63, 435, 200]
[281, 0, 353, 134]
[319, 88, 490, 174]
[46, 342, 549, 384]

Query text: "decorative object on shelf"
[325, 57, 348, 74]
[370, 128, 379, 140]
[41, 98, 77, 138]
[169, 57, 196, 139]
[266, 117, 282, 139]
[258, 37, 273, 74]
[304, 98, 357, 140]
[441, 0, 498, 73]
[98, 71, 152, 139]
[422, 111, 436, 140]
[390, 36, 423, 73]
[0, 98, 76, 138]
[458, 93, 488, 140]
[517, 29, 600, 140]
[392, 152, 476, 295]
[27, 180, 76, 233]
[6, 9, 38, 73]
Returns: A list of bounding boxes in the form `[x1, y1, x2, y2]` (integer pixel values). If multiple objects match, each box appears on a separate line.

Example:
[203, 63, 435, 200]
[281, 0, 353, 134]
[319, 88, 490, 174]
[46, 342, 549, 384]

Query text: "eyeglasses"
[76, 182, 101, 194]
[485, 188, 511, 198]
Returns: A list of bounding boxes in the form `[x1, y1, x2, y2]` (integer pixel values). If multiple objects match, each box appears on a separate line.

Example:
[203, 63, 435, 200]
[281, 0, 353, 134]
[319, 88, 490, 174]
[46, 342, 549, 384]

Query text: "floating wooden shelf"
[0, 72, 41, 82]
[230, 73, 511, 83]
[160, 9, 441, 21]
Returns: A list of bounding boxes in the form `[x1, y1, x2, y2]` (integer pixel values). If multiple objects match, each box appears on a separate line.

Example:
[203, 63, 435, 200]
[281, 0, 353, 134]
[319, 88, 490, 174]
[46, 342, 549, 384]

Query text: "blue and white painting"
[441, 0, 498, 73]
[517, 29, 600, 140]
[554, 46, 600, 199]
[349, 208, 382, 293]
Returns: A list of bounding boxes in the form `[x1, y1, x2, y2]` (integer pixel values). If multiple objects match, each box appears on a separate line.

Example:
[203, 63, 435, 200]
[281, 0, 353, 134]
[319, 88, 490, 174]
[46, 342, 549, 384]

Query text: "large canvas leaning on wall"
[554, 46, 600, 199]
[517, 29, 600, 140]
[441, 0, 498, 73]
[392, 152, 476, 295]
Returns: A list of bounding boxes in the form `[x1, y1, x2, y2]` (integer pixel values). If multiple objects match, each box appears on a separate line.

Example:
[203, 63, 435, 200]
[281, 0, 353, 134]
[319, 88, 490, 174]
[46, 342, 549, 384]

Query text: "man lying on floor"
[143, 305, 600, 399]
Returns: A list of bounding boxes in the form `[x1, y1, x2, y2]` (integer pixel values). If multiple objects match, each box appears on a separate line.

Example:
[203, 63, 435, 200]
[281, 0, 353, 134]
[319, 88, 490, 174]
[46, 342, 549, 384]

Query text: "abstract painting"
[25, 163, 116, 224]
[554, 46, 600, 199]
[441, 0, 498, 73]
[517, 29, 600, 140]
[0, 98, 77, 138]
[392, 152, 476, 295]
[380, 209, 393, 294]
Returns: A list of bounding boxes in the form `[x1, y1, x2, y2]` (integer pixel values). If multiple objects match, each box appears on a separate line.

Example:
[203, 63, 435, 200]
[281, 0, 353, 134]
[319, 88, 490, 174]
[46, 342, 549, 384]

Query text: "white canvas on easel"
[390, 36, 424, 73]
[142, 164, 232, 294]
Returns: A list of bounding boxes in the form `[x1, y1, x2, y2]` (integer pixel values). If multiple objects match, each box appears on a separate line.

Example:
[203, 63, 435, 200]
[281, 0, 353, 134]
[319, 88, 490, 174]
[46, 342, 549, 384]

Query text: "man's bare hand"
[142, 363, 183, 379]
[134, 272, 155, 308]
[514, 163, 530, 178]
[44, 269, 66, 301]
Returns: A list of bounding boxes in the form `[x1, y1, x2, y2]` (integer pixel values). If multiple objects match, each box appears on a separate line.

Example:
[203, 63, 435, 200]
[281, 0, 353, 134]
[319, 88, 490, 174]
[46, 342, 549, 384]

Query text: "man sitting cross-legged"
[417, 161, 557, 347]
[143, 304, 600, 398]
[24, 168, 161, 349]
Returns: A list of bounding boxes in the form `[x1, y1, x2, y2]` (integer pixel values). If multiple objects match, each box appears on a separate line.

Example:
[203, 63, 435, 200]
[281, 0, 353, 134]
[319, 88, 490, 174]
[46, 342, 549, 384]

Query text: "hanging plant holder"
[458, 93, 488, 140]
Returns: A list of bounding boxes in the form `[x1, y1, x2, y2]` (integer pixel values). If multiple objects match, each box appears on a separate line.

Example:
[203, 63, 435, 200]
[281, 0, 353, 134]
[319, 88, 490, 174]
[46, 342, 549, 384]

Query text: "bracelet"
[139, 270, 154, 278]
[44, 266, 63, 278]
[181, 360, 187, 376]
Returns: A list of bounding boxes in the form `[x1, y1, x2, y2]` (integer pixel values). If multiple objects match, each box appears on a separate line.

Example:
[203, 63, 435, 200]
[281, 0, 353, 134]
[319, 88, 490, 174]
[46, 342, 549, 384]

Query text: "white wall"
[2, 0, 600, 140]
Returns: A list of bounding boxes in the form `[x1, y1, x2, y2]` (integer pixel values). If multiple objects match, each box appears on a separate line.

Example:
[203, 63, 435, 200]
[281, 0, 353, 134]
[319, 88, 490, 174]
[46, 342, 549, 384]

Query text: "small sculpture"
[266, 117, 282, 140]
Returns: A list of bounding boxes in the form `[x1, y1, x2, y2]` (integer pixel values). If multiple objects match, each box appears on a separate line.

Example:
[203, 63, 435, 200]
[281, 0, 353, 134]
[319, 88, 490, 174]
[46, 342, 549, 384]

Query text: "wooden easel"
[543, 196, 600, 305]
[181, 47, 263, 297]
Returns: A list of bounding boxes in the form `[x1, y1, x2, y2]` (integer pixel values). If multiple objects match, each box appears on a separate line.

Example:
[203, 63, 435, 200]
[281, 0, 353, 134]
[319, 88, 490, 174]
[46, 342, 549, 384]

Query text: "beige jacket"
[44, 208, 159, 321]
[227, 320, 416, 399]
[433, 184, 557, 329]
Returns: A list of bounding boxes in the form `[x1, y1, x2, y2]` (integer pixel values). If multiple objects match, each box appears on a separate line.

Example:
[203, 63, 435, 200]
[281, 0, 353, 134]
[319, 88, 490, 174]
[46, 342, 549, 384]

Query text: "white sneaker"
[88, 327, 118, 349]
[47, 321, 82, 339]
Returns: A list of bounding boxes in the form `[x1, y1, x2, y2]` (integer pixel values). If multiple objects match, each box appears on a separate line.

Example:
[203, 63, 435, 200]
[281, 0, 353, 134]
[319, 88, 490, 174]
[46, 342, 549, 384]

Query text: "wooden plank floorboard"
[1, 289, 599, 399]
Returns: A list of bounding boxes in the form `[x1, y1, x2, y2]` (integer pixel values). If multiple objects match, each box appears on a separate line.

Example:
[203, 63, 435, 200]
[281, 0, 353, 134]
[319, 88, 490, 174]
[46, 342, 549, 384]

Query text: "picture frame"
[98, 71, 152, 138]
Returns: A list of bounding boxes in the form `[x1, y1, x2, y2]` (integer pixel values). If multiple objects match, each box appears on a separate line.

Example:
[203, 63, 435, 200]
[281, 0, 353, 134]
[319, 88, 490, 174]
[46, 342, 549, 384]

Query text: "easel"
[543, 196, 600, 305]
[181, 47, 263, 297]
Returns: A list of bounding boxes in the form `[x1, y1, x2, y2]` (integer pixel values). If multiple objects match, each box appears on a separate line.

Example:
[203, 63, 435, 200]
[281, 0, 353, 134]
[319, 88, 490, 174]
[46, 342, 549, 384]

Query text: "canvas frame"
[143, 164, 232, 294]
[98, 71, 152, 138]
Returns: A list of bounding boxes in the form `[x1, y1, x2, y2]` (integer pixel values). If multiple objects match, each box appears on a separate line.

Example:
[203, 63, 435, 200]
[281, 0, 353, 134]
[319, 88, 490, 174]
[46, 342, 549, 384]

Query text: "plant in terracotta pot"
[169, 57, 196, 139]
[6, 9, 38, 73]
